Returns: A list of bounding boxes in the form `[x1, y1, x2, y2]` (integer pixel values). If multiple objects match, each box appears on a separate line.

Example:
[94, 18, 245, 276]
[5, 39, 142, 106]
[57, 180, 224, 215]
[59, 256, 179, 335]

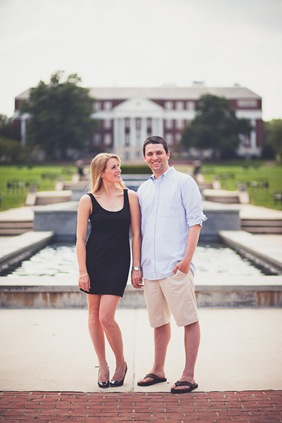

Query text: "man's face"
[144, 143, 170, 176]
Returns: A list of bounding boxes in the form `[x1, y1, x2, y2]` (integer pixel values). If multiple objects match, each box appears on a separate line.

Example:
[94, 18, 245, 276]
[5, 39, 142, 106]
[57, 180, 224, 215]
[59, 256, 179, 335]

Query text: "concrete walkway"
[1, 204, 282, 422]
[0, 307, 281, 393]
[1, 390, 281, 422]
[0, 308, 282, 422]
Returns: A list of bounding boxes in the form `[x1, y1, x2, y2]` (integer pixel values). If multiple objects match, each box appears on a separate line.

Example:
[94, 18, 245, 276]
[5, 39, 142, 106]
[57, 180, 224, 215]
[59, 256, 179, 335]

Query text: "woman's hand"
[131, 269, 143, 289]
[78, 273, 90, 291]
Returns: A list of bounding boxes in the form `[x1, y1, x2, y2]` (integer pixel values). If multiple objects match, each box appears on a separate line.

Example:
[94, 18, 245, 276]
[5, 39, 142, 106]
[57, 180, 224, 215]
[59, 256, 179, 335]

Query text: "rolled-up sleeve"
[181, 176, 207, 227]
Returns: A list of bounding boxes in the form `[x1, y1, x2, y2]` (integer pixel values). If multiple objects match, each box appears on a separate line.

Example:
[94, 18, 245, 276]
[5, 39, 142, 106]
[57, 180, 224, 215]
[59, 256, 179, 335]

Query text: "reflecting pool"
[1, 242, 277, 279]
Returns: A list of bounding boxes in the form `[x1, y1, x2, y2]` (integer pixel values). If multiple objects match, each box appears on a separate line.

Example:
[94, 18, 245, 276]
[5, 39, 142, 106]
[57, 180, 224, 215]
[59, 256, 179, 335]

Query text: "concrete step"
[0, 221, 33, 236]
[0, 279, 282, 308]
[241, 219, 282, 234]
[36, 197, 71, 206]
[60, 181, 89, 190]
[0, 231, 54, 271]
[203, 189, 249, 204]
[26, 191, 72, 206]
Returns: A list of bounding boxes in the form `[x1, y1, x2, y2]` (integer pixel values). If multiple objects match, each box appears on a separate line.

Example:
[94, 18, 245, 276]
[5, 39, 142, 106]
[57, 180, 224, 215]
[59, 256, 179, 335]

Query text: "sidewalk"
[0, 308, 282, 421]
[1, 390, 281, 422]
[1, 203, 282, 422]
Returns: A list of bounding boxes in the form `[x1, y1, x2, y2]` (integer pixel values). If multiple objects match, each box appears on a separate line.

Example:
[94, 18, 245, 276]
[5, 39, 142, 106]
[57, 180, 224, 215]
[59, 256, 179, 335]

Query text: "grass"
[200, 161, 282, 210]
[0, 165, 76, 211]
[0, 161, 281, 211]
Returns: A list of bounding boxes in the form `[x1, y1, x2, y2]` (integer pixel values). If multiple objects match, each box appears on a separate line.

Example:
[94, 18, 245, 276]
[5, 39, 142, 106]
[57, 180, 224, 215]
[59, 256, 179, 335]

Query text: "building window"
[166, 134, 173, 145]
[104, 101, 112, 110]
[186, 101, 194, 110]
[147, 118, 152, 129]
[165, 119, 173, 129]
[125, 118, 130, 129]
[125, 151, 130, 160]
[94, 102, 101, 111]
[176, 101, 183, 110]
[237, 100, 258, 108]
[93, 133, 101, 146]
[136, 118, 141, 130]
[104, 119, 112, 129]
[240, 134, 250, 147]
[104, 134, 112, 146]
[176, 119, 183, 130]
[125, 133, 130, 146]
[165, 101, 173, 110]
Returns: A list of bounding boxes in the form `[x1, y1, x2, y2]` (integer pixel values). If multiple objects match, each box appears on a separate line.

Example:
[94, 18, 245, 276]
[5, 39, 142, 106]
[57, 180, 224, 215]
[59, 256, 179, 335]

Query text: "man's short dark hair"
[143, 136, 169, 156]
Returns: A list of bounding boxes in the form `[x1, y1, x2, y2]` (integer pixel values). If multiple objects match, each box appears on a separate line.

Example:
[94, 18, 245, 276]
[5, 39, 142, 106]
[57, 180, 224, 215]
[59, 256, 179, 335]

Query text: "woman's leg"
[99, 295, 126, 381]
[87, 294, 109, 382]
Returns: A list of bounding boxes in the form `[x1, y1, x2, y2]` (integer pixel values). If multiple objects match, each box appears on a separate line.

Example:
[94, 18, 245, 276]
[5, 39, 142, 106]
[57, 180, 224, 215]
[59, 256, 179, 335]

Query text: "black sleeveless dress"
[83, 189, 131, 297]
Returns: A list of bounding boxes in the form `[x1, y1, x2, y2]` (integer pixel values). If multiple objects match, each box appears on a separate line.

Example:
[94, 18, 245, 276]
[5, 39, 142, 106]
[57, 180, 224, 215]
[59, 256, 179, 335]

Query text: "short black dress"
[83, 189, 131, 297]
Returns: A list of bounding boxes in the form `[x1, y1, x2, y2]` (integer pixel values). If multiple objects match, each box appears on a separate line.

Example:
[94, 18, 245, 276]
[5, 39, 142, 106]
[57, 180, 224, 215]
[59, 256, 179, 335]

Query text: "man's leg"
[171, 321, 200, 391]
[138, 322, 171, 384]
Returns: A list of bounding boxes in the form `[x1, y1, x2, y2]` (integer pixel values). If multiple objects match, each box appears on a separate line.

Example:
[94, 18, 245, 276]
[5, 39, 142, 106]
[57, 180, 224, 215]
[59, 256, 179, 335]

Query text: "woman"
[76, 153, 142, 388]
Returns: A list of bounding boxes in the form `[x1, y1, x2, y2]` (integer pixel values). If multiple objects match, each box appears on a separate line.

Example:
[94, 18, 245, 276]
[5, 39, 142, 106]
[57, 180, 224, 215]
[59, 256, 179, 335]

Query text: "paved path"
[1, 308, 282, 422]
[1, 308, 282, 392]
[1, 204, 282, 422]
[1, 202, 282, 222]
[1, 390, 281, 422]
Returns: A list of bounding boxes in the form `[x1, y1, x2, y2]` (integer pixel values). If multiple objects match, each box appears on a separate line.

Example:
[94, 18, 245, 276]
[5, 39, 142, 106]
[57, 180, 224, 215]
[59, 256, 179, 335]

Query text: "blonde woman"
[76, 153, 142, 388]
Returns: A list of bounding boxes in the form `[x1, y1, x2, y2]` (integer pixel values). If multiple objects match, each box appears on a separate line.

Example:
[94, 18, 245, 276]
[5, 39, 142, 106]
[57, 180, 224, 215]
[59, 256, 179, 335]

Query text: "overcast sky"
[0, 0, 281, 121]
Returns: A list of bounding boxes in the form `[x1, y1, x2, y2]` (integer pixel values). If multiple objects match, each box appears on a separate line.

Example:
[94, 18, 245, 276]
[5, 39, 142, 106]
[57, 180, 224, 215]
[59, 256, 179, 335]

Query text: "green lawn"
[0, 161, 282, 211]
[0, 165, 76, 211]
[201, 161, 282, 210]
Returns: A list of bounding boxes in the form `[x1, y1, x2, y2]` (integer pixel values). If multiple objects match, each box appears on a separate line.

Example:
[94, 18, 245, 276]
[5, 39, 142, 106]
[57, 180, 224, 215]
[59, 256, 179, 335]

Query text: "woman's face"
[101, 158, 122, 183]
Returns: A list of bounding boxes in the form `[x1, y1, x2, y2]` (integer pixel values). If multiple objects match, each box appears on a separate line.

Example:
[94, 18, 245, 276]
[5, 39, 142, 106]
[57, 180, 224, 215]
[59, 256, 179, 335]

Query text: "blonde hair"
[90, 153, 126, 193]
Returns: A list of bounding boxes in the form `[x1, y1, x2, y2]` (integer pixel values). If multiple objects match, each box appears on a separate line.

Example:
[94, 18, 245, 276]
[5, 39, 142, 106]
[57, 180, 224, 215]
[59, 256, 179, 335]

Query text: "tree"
[0, 114, 20, 140]
[0, 137, 27, 163]
[181, 94, 252, 158]
[21, 71, 95, 160]
[265, 119, 282, 161]
[0, 114, 25, 163]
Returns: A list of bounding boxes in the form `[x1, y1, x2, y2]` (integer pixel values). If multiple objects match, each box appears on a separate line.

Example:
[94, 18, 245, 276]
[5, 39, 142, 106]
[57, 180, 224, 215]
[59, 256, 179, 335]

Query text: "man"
[133, 136, 207, 394]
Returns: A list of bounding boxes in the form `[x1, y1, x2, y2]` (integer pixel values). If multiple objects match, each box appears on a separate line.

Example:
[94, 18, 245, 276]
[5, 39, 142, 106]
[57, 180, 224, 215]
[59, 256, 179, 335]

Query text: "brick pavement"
[1, 391, 282, 422]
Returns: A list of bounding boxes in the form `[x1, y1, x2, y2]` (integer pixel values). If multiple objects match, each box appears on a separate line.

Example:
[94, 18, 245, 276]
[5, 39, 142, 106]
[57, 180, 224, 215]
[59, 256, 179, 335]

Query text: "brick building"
[15, 85, 263, 161]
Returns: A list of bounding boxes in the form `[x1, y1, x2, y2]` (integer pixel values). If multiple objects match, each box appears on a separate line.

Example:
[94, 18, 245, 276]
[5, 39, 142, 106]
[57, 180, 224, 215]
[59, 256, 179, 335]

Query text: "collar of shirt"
[149, 166, 174, 182]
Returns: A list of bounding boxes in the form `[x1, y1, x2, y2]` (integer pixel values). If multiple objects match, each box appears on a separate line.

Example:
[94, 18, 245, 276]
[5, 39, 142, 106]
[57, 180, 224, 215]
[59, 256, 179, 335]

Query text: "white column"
[114, 118, 124, 156]
[120, 118, 125, 147]
[152, 118, 163, 136]
[151, 118, 157, 135]
[251, 119, 256, 149]
[141, 118, 147, 144]
[113, 118, 119, 149]
[158, 118, 164, 137]
[251, 130, 256, 149]
[130, 118, 136, 146]
[20, 118, 26, 146]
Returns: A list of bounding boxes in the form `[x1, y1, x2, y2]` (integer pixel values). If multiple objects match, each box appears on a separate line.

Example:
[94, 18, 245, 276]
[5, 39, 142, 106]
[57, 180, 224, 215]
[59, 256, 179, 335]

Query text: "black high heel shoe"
[110, 363, 127, 387]
[98, 369, 109, 389]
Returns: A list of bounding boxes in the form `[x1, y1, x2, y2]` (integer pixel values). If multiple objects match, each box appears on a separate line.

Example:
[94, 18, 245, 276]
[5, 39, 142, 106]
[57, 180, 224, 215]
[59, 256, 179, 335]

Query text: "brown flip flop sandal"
[171, 380, 198, 394]
[137, 373, 167, 386]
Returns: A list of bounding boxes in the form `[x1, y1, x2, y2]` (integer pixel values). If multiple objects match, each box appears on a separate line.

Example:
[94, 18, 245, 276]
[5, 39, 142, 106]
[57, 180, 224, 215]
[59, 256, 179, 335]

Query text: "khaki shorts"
[144, 269, 199, 328]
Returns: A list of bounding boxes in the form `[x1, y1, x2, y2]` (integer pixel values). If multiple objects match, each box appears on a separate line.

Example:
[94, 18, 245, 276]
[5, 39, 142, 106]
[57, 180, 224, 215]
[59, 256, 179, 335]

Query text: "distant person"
[76, 153, 142, 388]
[192, 160, 202, 177]
[133, 136, 206, 394]
[76, 160, 84, 177]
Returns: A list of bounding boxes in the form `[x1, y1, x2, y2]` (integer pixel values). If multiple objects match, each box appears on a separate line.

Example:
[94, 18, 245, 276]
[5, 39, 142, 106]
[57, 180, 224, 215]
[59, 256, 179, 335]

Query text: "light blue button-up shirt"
[137, 167, 207, 280]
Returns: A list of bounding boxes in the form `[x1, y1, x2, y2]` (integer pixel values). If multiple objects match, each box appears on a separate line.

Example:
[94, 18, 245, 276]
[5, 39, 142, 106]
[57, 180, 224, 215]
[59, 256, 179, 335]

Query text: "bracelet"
[79, 273, 88, 278]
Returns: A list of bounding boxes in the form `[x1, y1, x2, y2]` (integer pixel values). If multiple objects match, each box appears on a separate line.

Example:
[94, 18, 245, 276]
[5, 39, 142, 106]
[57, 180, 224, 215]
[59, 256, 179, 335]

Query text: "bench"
[273, 191, 282, 204]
